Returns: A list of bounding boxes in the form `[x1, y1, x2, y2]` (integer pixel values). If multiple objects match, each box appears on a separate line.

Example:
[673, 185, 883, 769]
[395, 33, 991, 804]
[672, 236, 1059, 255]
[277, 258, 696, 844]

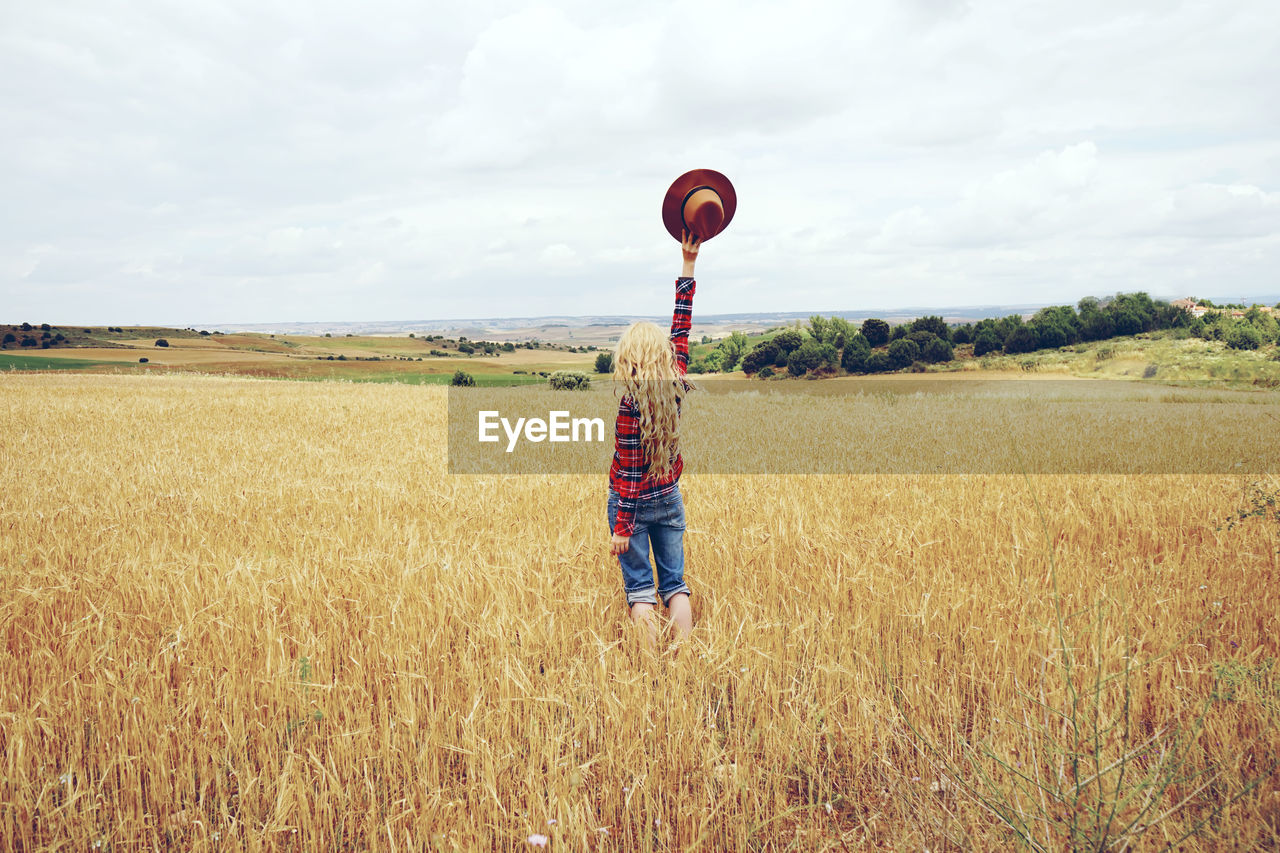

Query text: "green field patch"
[0, 353, 131, 371]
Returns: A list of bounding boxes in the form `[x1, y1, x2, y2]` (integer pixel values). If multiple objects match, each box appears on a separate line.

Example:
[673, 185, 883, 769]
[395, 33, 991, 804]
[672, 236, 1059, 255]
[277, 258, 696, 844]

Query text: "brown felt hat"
[662, 168, 737, 243]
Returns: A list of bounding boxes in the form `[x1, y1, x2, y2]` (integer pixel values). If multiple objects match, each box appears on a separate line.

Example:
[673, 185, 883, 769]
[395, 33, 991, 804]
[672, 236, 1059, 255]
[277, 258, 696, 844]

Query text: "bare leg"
[667, 593, 693, 639]
[630, 602, 659, 652]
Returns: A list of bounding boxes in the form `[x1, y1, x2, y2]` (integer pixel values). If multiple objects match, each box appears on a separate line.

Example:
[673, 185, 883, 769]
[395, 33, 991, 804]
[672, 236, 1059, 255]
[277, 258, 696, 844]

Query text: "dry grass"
[1, 373, 1277, 851]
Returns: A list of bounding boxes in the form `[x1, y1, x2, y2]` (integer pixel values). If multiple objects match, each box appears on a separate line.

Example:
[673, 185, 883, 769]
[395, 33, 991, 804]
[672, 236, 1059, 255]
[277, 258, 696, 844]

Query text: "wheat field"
[1, 373, 1277, 851]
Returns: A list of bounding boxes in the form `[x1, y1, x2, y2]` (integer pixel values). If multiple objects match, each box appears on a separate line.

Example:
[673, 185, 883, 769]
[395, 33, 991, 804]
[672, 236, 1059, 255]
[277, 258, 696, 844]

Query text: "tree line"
[682, 293, 1280, 377]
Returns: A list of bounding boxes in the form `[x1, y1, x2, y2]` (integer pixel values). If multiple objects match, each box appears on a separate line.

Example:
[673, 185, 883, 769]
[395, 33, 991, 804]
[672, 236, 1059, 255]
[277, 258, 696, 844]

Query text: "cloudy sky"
[3, 0, 1278, 325]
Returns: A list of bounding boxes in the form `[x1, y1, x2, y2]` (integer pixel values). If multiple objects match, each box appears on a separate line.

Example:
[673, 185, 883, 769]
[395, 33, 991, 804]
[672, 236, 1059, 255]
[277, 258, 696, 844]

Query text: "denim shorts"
[607, 486, 691, 607]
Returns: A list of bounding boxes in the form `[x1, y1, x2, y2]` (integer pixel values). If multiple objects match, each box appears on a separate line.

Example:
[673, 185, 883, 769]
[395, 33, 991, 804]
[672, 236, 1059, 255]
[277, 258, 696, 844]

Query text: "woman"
[607, 230, 701, 648]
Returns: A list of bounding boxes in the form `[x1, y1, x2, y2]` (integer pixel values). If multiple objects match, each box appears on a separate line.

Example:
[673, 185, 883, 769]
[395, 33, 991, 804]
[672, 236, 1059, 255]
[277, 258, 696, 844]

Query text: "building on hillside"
[1171, 297, 1210, 318]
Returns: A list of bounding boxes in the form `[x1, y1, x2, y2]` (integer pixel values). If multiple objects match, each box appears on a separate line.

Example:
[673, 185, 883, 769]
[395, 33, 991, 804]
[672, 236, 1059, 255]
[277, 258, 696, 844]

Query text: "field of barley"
[2, 373, 1278, 851]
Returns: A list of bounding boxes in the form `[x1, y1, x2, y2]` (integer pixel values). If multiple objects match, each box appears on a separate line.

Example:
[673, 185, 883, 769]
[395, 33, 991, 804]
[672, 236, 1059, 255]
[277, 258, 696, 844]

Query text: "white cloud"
[1, 0, 1278, 324]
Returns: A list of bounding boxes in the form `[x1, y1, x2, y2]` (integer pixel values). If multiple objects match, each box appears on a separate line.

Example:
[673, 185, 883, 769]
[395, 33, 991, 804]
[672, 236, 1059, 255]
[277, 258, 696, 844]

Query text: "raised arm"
[671, 230, 700, 375]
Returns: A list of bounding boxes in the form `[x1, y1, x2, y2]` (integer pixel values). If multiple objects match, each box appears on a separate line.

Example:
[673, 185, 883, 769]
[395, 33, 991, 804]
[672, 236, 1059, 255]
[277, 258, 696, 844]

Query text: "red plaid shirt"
[608, 276, 695, 537]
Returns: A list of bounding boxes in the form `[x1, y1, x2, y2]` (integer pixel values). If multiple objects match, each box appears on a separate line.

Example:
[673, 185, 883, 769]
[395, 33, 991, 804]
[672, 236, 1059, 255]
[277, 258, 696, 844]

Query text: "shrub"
[2, 333, 14, 346]
[1226, 323, 1263, 350]
[41, 341, 50, 348]
[548, 371, 591, 390]
[921, 337, 954, 363]
[771, 329, 804, 355]
[908, 360, 928, 373]
[910, 315, 950, 342]
[1081, 312, 1115, 341]
[842, 333, 871, 372]
[154, 339, 169, 347]
[450, 370, 475, 387]
[717, 332, 749, 371]
[907, 330, 936, 348]
[861, 318, 890, 347]
[864, 351, 892, 373]
[690, 349, 723, 374]
[787, 341, 826, 376]
[200, 330, 210, 336]
[887, 338, 920, 369]
[741, 341, 780, 375]
[757, 366, 775, 379]
[40, 323, 51, 331]
[458, 344, 475, 355]
[952, 325, 973, 345]
[1034, 322, 1068, 350]
[1003, 326, 1039, 354]
[139, 357, 149, 363]
[21, 337, 37, 347]
[594, 352, 614, 373]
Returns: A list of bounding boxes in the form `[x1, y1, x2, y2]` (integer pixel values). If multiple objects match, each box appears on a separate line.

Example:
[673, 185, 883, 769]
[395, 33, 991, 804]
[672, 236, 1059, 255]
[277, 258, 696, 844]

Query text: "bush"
[841, 333, 871, 372]
[910, 315, 950, 342]
[887, 338, 920, 369]
[1034, 323, 1069, 350]
[906, 330, 936, 348]
[2, 333, 15, 346]
[786, 340, 826, 376]
[921, 337, 954, 363]
[594, 352, 614, 373]
[908, 360, 928, 373]
[864, 351, 892, 373]
[717, 331, 749, 371]
[861, 318, 890, 347]
[757, 366, 775, 379]
[1226, 323, 1264, 350]
[952, 325, 973, 345]
[771, 329, 804, 355]
[548, 371, 591, 390]
[154, 339, 169, 347]
[1003, 326, 1039, 354]
[21, 337, 37, 347]
[450, 370, 475, 387]
[458, 343, 475, 355]
[138, 357, 149, 363]
[741, 341, 780, 375]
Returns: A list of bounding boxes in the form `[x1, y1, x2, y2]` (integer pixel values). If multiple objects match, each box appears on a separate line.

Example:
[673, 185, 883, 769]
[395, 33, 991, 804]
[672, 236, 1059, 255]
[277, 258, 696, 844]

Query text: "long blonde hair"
[613, 322, 687, 478]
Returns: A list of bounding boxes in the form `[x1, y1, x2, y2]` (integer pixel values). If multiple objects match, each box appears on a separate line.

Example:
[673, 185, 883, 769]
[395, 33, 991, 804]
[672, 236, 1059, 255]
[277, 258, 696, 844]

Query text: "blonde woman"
[608, 230, 700, 646]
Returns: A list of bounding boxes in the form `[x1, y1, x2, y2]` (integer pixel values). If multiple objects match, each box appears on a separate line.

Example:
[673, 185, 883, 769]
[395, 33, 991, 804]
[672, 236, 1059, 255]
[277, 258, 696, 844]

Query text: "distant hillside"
[207, 304, 1059, 341]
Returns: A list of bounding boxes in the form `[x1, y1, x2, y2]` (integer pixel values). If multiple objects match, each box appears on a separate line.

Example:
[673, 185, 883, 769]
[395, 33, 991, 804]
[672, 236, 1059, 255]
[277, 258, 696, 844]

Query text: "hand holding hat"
[662, 169, 737, 243]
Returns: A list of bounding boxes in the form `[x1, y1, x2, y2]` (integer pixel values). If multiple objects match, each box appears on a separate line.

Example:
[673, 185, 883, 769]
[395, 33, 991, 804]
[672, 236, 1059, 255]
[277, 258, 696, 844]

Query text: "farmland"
[0, 325, 598, 385]
[1, 372, 1277, 850]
